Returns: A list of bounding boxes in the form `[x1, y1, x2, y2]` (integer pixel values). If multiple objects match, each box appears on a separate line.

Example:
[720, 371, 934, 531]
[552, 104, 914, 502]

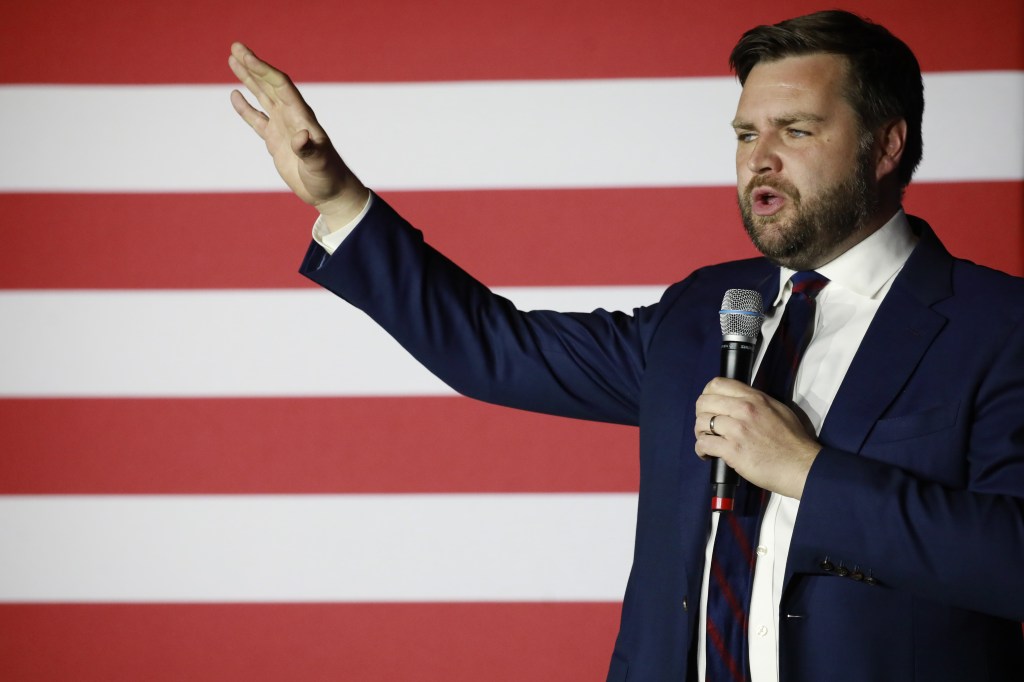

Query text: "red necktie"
[704, 271, 829, 682]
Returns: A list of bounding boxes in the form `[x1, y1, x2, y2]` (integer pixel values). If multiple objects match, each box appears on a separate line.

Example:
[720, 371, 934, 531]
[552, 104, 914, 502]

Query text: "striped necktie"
[704, 270, 829, 682]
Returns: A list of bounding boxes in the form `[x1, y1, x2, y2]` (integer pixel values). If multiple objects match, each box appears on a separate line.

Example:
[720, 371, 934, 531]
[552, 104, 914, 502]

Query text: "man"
[229, 10, 1024, 681]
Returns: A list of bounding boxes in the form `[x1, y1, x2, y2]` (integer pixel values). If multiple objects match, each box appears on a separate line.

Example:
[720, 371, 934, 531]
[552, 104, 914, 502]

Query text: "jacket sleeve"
[298, 195, 658, 426]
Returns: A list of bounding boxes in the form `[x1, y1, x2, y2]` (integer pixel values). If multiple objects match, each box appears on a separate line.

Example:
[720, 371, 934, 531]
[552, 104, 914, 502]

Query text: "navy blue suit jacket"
[300, 197, 1024, 681]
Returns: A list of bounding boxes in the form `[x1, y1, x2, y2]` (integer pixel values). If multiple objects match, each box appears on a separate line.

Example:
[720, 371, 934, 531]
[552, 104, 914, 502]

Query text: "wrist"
[788, 443, 821, 500]
[317, 182, 371, 233]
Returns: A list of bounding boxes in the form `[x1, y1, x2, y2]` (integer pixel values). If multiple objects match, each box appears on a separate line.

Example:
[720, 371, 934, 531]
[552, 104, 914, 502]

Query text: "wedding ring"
[709, 415, 718, 436]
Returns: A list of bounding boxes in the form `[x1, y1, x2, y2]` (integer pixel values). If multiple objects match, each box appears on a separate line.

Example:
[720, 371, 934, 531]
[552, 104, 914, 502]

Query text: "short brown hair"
[730, 10, 924, 187]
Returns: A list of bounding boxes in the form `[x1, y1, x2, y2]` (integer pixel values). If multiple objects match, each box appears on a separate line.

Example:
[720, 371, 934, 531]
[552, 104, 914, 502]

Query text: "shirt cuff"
[312, 192, 374, 255]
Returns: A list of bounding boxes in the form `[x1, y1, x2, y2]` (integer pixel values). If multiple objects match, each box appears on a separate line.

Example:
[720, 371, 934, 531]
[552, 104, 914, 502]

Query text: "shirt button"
[756, 545, 768, 557]
[757, 625, 769, 637]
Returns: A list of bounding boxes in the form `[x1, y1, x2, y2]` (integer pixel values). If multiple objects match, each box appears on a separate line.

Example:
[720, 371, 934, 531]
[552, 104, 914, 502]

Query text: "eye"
[787, 128, 810, 138]
[736, 131, 757, 143]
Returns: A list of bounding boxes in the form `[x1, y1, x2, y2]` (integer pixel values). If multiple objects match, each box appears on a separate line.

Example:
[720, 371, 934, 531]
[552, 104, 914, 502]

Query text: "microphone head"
[720, 289, 764, 341]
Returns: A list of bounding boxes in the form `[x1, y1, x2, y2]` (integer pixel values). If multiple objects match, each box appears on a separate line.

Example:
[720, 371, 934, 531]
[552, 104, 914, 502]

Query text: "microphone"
[711, 289, 765, 511]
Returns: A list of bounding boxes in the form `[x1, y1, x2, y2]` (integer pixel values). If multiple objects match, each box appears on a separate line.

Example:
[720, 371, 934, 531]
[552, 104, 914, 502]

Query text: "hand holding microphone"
[698, 288, 822, 505]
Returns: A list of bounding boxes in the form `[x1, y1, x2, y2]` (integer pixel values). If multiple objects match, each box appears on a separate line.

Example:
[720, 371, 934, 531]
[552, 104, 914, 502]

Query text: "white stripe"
[919, 71, 1024, 180]
[0, 493, 636, 602]
[0, 286, 664, 397]
[1, 71, 1019, 192]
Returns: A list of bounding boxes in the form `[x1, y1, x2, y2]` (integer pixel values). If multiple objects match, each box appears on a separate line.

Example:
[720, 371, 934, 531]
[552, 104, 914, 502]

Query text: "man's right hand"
[229, 42, 370, 230]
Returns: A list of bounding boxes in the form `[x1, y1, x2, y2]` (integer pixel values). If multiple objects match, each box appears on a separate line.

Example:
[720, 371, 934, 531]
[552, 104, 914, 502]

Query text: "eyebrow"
[731, 113, 826, 130]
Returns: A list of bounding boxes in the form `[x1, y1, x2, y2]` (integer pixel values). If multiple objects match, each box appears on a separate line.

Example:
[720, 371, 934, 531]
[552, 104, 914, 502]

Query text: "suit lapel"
[781, 218, 955, 595]
[817, 218, 954, 453]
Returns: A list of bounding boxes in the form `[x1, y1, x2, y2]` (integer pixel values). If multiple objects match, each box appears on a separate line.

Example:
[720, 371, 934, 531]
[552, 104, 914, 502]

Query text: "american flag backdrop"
[1, 0, 1021, 679]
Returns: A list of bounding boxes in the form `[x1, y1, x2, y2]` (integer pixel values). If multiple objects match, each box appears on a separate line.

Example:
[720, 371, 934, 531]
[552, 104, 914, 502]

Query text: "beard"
[738, 149, 878, 270]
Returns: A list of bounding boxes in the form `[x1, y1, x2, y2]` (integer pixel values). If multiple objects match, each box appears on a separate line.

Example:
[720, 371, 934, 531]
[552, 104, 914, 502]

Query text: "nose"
[744, 135, 782, 175]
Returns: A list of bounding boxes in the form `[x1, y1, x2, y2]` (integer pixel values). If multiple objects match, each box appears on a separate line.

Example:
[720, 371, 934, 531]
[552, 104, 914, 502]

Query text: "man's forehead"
[733, 54, 852, 123]
[740, 54, 850, 97]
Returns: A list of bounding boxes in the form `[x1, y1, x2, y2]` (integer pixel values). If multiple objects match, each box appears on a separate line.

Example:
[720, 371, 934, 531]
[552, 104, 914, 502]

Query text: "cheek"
[785, 151, 837, 194]
[736, 150, 755, 186]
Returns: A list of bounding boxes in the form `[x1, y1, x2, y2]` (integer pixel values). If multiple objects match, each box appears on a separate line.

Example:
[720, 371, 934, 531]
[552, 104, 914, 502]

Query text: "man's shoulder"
[947, 257, 1024, 324]
[950, 256, 1024, 291]
[907, 215, 1024, 320]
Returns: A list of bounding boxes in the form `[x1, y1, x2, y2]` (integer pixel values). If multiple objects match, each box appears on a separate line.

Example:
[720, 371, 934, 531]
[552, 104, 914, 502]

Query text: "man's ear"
[874, 118, 907, 183]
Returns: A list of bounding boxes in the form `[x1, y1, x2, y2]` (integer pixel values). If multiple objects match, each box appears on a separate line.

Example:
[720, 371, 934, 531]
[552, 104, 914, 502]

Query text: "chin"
[744, 216, 805, 262]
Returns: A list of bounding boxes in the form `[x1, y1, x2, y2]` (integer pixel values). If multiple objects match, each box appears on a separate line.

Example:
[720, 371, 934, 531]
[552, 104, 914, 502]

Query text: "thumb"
[290, 129, 318, 158]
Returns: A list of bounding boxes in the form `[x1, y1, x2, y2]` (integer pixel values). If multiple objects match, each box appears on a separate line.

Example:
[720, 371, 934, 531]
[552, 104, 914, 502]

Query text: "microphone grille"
[720, 289, 765, 340]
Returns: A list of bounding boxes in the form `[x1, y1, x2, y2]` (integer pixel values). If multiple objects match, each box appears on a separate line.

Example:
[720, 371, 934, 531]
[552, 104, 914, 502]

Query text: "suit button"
[851, 570, 864, 581]
[864, 576, 878, 586]
[820, 560, 834, 572]
[682, 598, 689, 612]
[836, 566, 850, 577]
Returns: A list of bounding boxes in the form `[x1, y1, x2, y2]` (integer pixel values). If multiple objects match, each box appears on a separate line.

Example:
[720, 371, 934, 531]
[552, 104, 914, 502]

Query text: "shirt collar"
[772, 209, 917, 306]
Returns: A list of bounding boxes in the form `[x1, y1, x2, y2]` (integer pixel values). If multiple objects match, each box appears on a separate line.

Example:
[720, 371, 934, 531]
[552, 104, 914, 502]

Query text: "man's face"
[733, 53, 878, 270]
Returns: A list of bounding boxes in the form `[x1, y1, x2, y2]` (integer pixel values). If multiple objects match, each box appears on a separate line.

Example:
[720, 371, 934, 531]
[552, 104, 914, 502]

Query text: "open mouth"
[750, 186, 787, 217]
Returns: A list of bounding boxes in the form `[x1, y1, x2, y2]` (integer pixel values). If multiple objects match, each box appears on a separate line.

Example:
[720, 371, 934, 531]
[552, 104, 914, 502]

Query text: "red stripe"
[726, 513, 757, 568]
[1, 0, 1020, 84]
[705, 617, 747, 682]
[903, 181, 1024, 278]
[710, 560, 749, 630]
[2, 182, 1020, 290]
[0, 397, 637, 494]
[0, 188, 752, 289]
[0, 602, 620, 682]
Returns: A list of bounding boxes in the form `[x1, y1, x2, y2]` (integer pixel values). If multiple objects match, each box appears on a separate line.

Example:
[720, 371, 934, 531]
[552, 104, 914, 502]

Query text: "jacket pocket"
[860, 401, 966, 486]
[868, 402, 960, 443]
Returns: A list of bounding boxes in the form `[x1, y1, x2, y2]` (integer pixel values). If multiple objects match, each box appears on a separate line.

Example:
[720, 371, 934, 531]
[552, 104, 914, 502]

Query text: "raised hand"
[228, 42, 369, 228]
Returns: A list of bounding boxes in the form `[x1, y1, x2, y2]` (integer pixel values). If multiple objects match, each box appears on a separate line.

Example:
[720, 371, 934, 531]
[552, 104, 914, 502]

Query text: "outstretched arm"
[228, 42, 369, 231]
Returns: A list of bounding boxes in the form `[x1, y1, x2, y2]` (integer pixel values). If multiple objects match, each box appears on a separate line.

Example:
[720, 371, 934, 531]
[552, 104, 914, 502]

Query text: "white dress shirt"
[698, 210, 918, 682]
[312, 201, 918, 681]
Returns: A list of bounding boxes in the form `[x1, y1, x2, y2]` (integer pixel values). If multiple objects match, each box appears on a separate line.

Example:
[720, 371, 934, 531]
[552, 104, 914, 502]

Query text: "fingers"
[692, 380, 764, 456]
[695, 378, 768, 424]
[229, 89, 269, 136]
[692, 378, 820, 498]
[695, 412, 722, 438]
[228, 42, 330, 151]
[229, 42, 310, 112]
[702, 376, 757, 398]
[230, 42, 286, 87]
[228, 48, 275, 136]
[694, 394, 752, 433]
[694, 410, 733, 465]
[228, 48, 273, 112]
[229, 43, 277, 99]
